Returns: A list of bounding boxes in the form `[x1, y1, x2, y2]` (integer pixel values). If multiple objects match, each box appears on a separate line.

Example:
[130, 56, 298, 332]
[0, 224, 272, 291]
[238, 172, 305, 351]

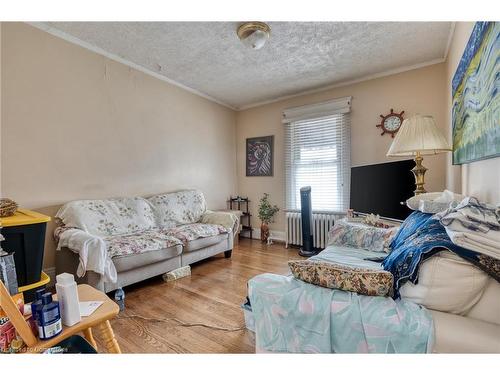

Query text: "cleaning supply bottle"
[30, 288, 46, 325]
[55, 273, 81, 326]
[37, 293, 62, 340]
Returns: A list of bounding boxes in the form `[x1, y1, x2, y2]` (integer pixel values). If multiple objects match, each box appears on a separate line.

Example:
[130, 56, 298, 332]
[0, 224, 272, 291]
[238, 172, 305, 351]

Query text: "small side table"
[228, 197, 253, 240]
[1, 281, 121, 353]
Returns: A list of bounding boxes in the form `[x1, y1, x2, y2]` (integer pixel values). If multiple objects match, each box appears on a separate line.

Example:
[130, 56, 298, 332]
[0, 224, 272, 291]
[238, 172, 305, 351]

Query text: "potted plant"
[258, 193, 279, 242]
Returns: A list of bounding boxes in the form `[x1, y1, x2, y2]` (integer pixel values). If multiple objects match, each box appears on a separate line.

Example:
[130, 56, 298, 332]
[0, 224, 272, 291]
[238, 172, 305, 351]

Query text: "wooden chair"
[0, 280, 121, 353]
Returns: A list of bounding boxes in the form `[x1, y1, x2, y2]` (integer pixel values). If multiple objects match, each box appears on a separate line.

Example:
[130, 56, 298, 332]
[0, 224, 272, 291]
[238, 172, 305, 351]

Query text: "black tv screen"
[350, 160, 415, 220]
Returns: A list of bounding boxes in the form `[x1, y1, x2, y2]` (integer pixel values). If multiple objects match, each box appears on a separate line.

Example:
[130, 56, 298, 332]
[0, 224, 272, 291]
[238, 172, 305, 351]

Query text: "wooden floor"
[94, 238, 301, 353]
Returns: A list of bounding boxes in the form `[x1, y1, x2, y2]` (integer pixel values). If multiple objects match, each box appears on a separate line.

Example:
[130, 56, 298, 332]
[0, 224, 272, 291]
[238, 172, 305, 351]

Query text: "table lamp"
[387, 115, 451, 195]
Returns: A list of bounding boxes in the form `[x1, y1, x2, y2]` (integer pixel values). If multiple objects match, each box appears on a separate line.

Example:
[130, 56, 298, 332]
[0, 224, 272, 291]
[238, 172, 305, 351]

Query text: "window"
[283, 98, 351, 212]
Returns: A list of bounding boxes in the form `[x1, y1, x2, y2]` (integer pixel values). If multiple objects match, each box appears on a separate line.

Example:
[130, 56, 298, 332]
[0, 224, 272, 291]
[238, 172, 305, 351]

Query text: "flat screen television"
[350, 160, 415, 220]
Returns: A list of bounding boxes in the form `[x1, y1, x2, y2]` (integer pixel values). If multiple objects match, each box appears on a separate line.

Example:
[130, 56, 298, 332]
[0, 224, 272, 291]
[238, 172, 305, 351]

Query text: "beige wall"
[236, 63, 448, 233]
[445, 22, 500, 203]
[1, 23, 237, 269]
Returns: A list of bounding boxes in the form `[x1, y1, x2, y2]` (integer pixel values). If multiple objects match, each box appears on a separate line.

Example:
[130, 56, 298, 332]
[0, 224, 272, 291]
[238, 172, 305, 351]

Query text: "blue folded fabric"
[389, 211, 433, 249]
[382, 210, 500, 298]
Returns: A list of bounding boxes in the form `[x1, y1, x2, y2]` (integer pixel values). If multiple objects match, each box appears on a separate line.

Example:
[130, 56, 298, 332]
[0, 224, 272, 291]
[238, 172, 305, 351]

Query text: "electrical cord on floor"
[116, 313, 246, 332]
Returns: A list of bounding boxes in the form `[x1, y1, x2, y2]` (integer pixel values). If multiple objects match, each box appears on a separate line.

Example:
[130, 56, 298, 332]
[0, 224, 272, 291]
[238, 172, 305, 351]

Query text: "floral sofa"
[54, 190, 238, 293]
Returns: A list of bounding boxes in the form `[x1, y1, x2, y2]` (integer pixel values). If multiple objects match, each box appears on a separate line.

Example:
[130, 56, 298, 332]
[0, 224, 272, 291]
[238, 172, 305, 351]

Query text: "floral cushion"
[162, 223, 228, 245]
[327, 219, 398, 253]
[105, 230, 183, 258]
[288, 260, 394, 297]
[148, 190, 207, 227]
[56, 197, 156, 237]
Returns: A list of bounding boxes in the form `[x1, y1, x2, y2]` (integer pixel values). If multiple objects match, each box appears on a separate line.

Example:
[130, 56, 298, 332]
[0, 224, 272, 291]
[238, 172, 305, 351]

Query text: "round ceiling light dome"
[237, 22, 271, 50]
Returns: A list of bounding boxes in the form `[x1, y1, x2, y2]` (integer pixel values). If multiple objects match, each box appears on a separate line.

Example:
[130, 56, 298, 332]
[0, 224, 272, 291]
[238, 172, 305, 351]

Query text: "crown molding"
[237, 57, 446, 110]
[27, 22, 449, 113]
[27, 22, 237, 110]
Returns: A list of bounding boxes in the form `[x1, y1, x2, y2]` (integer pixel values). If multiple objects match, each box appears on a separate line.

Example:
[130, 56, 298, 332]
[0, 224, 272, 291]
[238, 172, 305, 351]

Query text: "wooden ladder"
[0, 279, 38, 347]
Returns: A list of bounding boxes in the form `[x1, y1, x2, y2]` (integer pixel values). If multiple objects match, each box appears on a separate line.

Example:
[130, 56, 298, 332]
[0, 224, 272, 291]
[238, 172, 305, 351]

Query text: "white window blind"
[284, 97, 351, 212]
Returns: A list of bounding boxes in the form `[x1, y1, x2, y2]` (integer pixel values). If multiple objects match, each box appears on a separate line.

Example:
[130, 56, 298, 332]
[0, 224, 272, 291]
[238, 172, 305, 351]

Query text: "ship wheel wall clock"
[376, 109, 405, 137]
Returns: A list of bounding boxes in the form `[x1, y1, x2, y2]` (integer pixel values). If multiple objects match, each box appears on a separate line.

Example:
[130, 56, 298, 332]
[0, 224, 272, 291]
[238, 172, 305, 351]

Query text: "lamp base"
[412, 154, 427, 195]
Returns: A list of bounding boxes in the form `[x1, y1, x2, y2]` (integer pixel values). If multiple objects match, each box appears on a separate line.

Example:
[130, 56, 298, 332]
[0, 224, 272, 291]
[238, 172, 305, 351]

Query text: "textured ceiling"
[40, 22, 452, 109]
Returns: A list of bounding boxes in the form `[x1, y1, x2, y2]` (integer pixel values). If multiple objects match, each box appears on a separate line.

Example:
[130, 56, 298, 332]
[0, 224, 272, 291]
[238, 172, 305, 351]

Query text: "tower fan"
[298, 186, 320, 257]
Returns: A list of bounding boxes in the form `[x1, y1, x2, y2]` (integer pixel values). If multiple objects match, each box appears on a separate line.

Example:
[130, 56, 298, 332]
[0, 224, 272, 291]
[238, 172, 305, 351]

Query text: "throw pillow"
[327, 219, 398, 252]
[288, 260, 394, 297]
[406, 190, 464, 214]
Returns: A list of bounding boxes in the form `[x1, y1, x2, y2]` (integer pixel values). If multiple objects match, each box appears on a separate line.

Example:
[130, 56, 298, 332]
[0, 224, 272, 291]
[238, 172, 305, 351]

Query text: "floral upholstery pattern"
[104, 230, 183, 258]
[289, 260, 394, 297]
[53, 225, 74, 242]
[56, 197, 156, 237]
[162, 223, 228, 245]
[55, 190, 234, 282]
[327, 219, 398, 253]
[148, 190, 207, 227]
[200, 210, 239, 234]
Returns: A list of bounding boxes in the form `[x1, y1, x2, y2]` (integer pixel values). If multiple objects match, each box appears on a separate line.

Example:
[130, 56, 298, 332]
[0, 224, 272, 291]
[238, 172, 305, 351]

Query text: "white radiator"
[285, 212, 342, 249]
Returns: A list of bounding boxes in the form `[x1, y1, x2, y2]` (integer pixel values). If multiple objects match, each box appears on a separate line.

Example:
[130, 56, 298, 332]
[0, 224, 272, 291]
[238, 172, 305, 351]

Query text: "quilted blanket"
[248, 273, 434, 353]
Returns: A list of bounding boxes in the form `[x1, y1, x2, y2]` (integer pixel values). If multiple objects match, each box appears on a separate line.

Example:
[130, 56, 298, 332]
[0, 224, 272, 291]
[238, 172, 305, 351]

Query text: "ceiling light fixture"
[237, 22, 271, 50]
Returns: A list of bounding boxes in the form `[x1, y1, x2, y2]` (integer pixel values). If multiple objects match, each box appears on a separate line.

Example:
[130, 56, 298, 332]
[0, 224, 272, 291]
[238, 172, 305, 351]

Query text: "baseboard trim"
[240, 228, 286, 243]
[269, 230, 286, 243]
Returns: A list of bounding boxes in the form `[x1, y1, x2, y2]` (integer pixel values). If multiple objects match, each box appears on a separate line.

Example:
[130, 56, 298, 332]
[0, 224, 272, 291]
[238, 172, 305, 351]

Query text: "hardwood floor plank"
[93, 239, 300, 353]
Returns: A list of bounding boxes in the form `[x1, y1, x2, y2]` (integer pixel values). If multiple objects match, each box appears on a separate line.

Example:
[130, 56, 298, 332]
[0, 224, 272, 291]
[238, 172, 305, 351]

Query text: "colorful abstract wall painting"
[452, 22, 499, 165]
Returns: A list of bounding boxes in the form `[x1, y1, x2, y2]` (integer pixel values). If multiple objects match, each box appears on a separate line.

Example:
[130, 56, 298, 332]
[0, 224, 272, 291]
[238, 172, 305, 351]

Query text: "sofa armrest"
[200, 210, 240, 235]
[54, 226, 117, 283]
[431, 310, 500, 353]
[56, 246, 106, 292]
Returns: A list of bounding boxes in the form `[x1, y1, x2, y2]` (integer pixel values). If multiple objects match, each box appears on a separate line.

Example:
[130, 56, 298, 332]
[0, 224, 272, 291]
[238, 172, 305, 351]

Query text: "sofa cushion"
[399, 250, 489, 315]
[56, 197, 156, 236]
[147, 190, 207, 227]
[113, 244, 182, 273]
[289, 259, 394, 297]
[184, 233, 228, 252]
[104, 230, 183, 258]
[162, 223, 228, 246]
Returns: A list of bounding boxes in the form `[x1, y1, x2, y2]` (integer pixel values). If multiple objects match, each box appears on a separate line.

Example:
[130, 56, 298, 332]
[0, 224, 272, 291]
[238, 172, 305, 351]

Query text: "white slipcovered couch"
[54, 189, 238, 292]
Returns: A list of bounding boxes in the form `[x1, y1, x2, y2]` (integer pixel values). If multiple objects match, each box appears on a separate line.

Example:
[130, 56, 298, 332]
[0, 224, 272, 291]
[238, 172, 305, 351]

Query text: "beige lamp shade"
[387, 115, 451, 156]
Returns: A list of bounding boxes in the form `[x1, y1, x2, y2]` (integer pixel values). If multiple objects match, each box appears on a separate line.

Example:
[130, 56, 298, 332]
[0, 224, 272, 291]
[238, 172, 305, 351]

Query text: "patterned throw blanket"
[382, 210, 500, 297]
[434, 196, 500, 259]
[436, 196, 499, 231]
[248, 273, 434, 353]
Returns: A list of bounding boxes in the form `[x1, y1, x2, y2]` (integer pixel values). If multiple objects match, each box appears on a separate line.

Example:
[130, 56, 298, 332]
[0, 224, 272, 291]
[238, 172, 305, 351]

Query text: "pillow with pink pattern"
[327, 219, 398, 253]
